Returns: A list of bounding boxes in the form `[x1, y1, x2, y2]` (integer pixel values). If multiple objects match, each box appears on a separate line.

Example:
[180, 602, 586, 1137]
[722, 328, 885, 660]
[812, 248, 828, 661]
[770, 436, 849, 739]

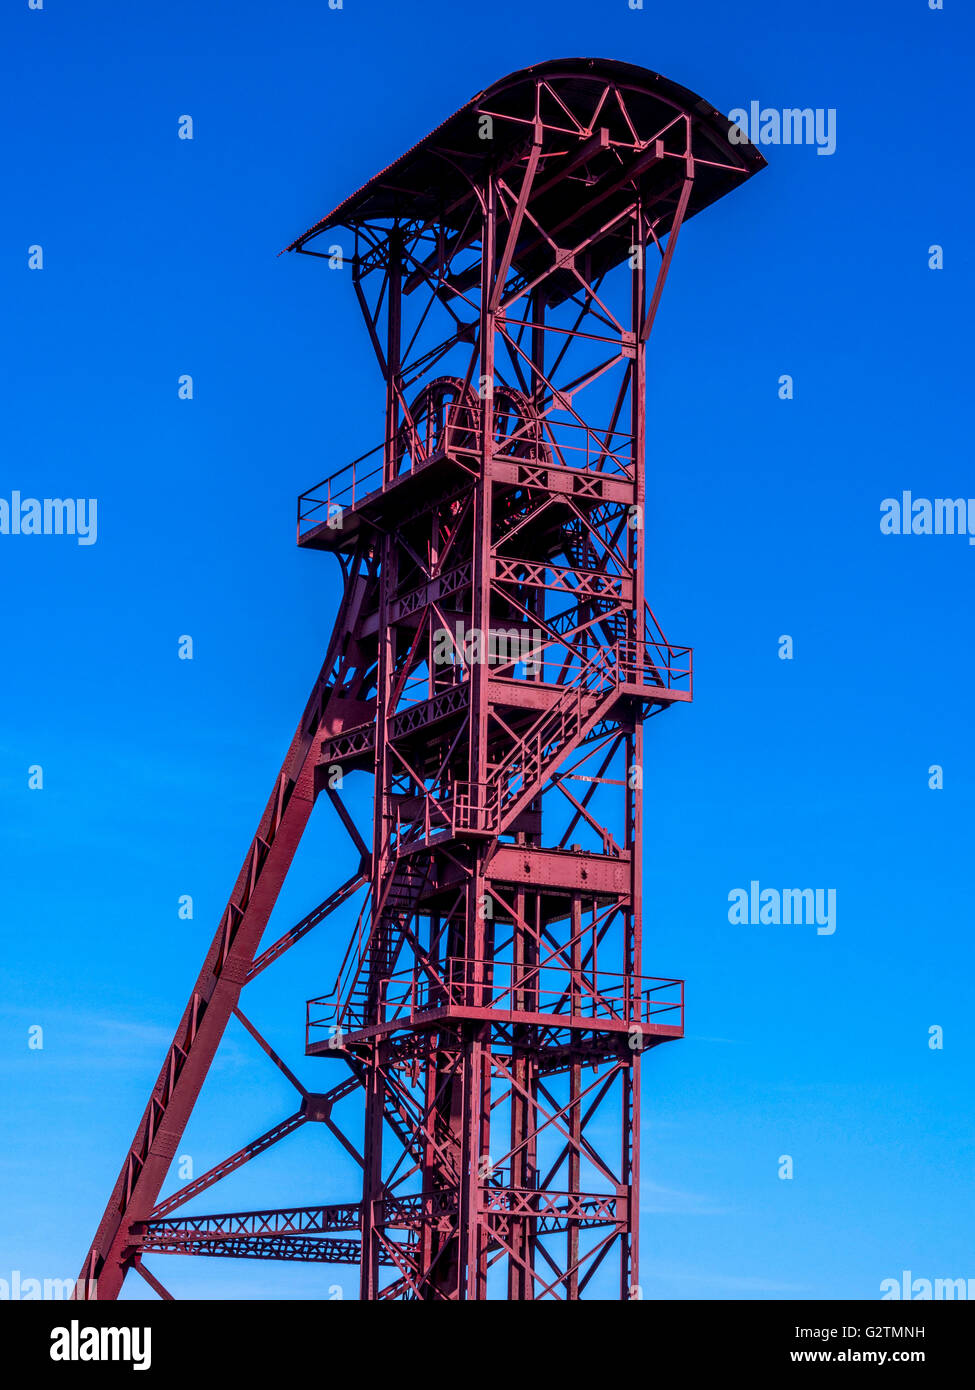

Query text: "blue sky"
[1, 0, 972, 1300]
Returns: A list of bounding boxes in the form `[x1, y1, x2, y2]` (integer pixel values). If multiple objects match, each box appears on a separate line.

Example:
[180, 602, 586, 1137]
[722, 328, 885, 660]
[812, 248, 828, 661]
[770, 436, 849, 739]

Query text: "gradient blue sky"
[1, 0, 972, 1300]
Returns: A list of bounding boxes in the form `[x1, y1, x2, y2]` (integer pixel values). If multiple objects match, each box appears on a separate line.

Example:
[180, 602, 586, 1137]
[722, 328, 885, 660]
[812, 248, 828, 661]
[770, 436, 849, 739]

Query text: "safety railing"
[450, 781, 501, 836]
[429, 403, 635, 476]
[389, 779, 499, 852]
[306, 959, 683, 1040]
[383, 632, 691, 724]
[298, 438, 388, 534]
[297, 408, 637, 540]
[487, 637, 692, 696]
[617, 638, 692, 695]
[387, 639, 690, 849]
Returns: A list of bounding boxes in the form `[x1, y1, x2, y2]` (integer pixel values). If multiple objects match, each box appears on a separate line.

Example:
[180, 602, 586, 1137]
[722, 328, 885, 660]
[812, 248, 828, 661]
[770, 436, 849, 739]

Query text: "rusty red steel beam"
[131, 1260, 174, 1301]
[74, 628, 363, 1297]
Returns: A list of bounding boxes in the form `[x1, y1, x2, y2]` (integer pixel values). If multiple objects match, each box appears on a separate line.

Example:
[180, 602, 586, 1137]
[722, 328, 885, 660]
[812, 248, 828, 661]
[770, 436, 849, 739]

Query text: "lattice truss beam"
[76, 61, 762, 1302]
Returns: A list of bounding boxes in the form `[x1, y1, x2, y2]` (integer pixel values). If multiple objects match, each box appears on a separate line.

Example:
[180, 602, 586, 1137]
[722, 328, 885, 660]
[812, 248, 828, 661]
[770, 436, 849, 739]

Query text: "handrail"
[306, 960, 684, 1038]
[487, 641, 619, 792]
[297, 411, 638, 536]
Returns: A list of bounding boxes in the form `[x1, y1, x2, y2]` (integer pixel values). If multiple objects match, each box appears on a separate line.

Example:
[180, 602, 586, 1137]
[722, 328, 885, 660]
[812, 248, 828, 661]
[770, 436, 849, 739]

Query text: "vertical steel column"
[627, 201, 648, 1298]
[361, 228, 403, 1299]
[567, 894, 582, 1299]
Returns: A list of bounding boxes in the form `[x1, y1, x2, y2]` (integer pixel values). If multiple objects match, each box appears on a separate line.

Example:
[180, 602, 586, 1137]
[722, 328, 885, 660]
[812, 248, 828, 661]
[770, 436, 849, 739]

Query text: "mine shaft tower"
[77, 59, 764, 1301]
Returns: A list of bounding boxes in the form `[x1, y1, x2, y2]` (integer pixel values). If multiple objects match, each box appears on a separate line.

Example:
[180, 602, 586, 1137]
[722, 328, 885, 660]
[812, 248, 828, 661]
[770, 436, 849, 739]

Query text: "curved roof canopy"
[285, 57, 765, 284]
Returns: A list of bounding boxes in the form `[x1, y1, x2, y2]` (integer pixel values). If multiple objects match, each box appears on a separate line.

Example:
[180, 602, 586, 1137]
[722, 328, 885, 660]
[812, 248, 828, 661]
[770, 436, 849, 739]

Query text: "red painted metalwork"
[76, 58, 764, 1301]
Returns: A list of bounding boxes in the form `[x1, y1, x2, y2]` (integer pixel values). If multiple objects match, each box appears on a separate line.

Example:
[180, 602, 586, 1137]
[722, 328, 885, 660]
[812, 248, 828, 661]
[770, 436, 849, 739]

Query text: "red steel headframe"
[75, 58, 764, 1302]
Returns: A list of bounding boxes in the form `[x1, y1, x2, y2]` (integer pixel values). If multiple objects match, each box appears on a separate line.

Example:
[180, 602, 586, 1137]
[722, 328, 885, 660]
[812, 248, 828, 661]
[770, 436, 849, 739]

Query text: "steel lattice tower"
[76, 58, 764, 1302]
